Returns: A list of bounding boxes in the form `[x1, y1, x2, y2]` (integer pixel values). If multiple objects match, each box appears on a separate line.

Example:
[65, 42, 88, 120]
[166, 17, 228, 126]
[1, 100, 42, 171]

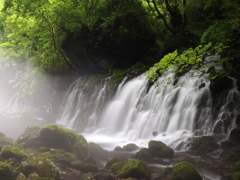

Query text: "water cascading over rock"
[57, 71, 240, 150]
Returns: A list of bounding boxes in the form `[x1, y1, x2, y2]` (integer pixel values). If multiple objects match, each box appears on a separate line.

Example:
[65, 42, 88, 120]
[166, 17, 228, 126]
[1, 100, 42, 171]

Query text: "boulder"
[39, 124, 88, 159]
[105, 157, 126, 169]
[148, 140, 174, 158]
[20, 154, 60, 179]
[122, 143, 139, 151]
[16, 125, 88, 160]
[16, 126, 42, 148]
[117, 159, 151, 180]
[191, 136, 219, 154]
[0, 161, 13, 180]
[172, 161, 202, 180]
[0, 132, 13, 146]
[135, 148, 151, 160]
[1, 145, 28, 161]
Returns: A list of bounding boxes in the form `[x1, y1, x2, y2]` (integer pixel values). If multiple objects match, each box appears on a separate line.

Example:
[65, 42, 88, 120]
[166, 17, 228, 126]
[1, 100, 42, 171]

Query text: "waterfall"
[58, 71, 240, 150]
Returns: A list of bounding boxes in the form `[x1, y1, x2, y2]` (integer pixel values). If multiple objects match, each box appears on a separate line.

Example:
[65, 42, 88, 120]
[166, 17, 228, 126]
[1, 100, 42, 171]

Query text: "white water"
[57, 70, 239, 151]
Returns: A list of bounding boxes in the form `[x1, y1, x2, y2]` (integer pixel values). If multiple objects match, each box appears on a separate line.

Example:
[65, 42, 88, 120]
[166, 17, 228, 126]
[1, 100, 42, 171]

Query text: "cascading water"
[58, 69, 239, 150]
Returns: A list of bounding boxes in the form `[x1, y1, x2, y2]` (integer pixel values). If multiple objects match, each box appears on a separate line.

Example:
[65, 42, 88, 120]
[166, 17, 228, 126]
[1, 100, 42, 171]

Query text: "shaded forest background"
[0, 0, 240, 100]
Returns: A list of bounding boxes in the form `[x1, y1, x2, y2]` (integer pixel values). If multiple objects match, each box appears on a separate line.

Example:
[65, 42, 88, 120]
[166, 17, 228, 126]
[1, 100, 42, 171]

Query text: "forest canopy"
[0, 0, 240, 96]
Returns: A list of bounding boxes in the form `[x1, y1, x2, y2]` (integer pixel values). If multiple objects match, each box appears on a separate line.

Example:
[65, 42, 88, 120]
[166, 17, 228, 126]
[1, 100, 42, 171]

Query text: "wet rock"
[16, 126, 42, 148]
[20, 154, 60, 179]
[114, 146, 123, 151]
[110, 162, 126, 174]
[230, 128, 240, 143]
[27, 171, 40, 179]
[122, 143, 139, 151]
[148, 140, 174, 158]
[0, 132, 13, 146]
[39, 124, 88, 159]
[16, 172, 26, 178]
[105, 157, 126, 169]
[226, 147, 240, 162]
[172, 161, 202, 180]
[88, 142, 106, 156]
[0, 145, 28, 161]
[134, 148, 151, 160]
[191, 136, 219, 154]
[0, 161, 13, 180]
[117, 159, 151, 180]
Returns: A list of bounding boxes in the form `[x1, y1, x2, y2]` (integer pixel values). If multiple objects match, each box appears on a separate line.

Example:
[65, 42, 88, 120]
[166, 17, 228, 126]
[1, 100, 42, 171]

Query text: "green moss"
[117, 159, 151, 180]
[39, 124, 88, 159]
[105, 156, 126, 169]
[0, 161, 13, 180]
[172, 161, 202, 180]
[20, 154, 60, 179]
[122, 143, 139, 151]
[148, 140, 174, 158]
[1, 145, 28, 161]
[191, 136, 218, 153]
[110, 162, 126, 174]
[0, 132, 13, 146]
[236, 161, 240, 171]
[135, 148, 151, 160]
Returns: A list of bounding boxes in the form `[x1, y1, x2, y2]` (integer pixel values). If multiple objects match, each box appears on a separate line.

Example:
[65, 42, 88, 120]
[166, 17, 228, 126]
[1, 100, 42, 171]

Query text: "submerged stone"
[172, 161, 202, 180]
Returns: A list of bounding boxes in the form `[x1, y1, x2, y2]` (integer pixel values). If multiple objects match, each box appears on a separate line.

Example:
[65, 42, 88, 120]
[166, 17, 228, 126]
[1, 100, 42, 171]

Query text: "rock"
[110, 162, 126, 174]
[16, 172, 26, 178]
[0, 161, 13, 180]
[88, 142, 106, 156]
[135, 148, 151, 160]
[225, 172, 240, 180]
[114, 146, 123, 151]
[20, 154, 60, 179]
[39, 124, 88, 159]
[16, 126, 42, 148]
[27, 171, 40, 179]
[122, 143, 139, 151]
[0, 132, 13, 146]
[230, 128, 240, 143]
[191, 136, 219, 154]
[70, 156, 98, 173]
[226, 147, 240, 162]
[117, 159, 151, 180]
[172, 161, 202, 180]
[148, 140, 174, 158]
[0, 145, 28, 161]
[105, 157, 126, 169]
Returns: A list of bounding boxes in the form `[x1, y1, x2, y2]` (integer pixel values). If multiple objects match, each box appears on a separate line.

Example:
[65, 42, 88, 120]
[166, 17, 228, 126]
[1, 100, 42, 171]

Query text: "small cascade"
[57, 76, 108, 131]
[212, 78, 240, 137]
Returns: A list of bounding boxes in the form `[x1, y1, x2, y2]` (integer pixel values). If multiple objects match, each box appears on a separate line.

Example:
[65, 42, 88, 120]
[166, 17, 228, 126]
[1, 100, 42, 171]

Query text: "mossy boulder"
[117, 159, 151, 180]
[172, 161, 202, 180]
[16, 126, 42, 148]
[191, 136, 219, 154]
[148, 140, 174, 158]
[110, 161, 127, 174]
[16, 125, 88, 160]
[0, 132, 13, 146]
[0, 161, 13, 180]
[39, 125, 88, 159]
[70, 155, 98, 173]
[1, 145, 28, 161]
[20, 154, 60, 179]
[105, 156, 126, 169]
[135, 148, 151, 160]
[122, 143, 139, 151]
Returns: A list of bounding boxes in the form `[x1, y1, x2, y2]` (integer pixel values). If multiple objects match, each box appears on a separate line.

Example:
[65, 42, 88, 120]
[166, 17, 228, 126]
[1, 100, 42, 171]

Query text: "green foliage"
[146, 42, 228, 82]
